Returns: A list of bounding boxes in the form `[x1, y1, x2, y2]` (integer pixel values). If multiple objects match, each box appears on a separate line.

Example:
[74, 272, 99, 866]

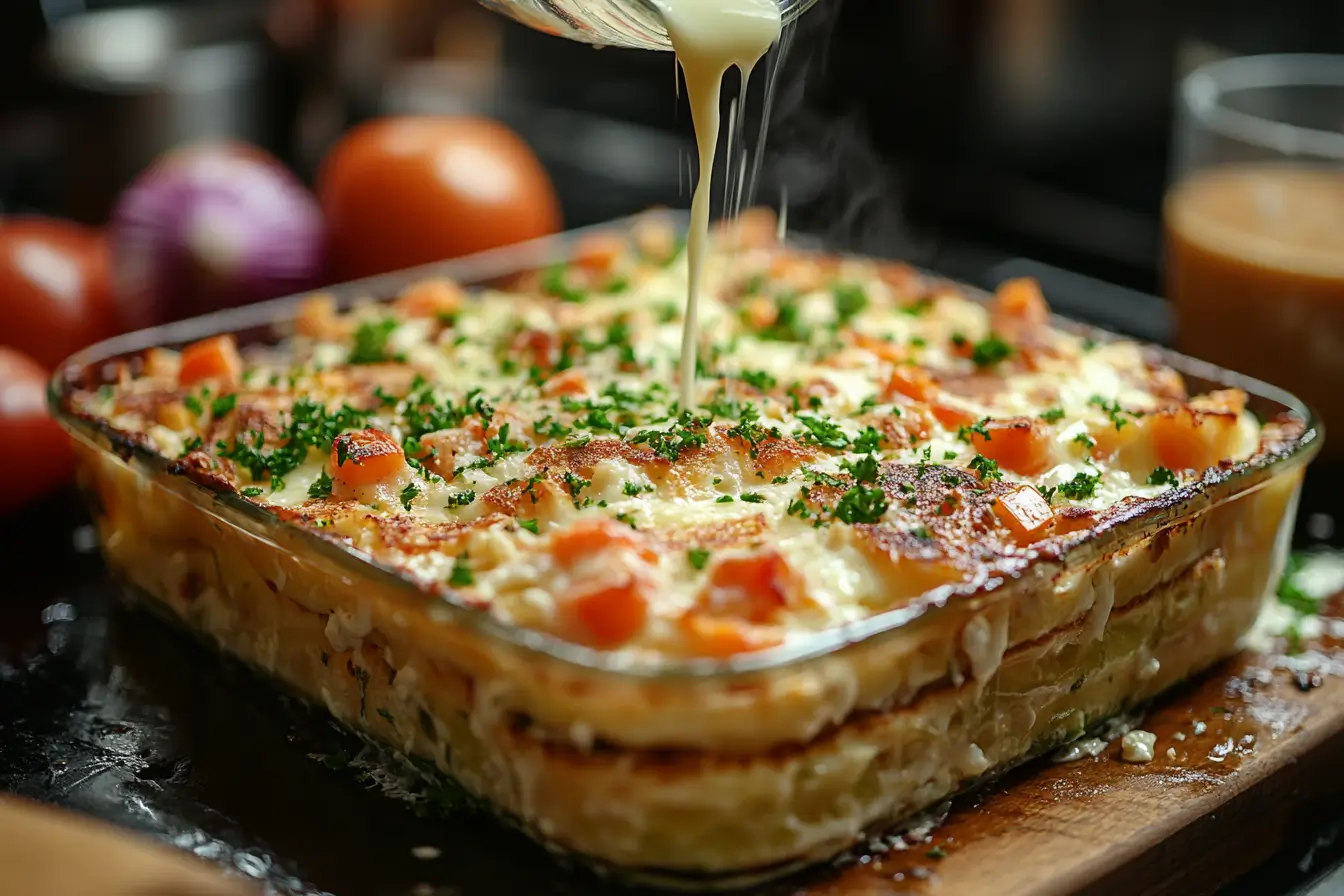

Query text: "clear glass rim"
[1181, 53, 1344, 161]
[50, 212, 1325, 682]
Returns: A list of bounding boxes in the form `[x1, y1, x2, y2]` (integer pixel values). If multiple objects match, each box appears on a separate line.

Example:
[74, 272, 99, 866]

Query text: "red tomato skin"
[0, 348, 75, 512]
[0, 217, 121, 369]
[317, 116, 562, 281]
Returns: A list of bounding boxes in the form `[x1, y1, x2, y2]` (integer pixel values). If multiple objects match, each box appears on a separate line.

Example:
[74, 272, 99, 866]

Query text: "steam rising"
[739, 0, 920, 260]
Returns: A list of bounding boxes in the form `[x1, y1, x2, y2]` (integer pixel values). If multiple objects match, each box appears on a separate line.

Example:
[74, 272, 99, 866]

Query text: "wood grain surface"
[794, 618, 1344, 896]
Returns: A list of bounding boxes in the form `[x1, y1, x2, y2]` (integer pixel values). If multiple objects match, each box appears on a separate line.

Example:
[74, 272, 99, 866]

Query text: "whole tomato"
[0, 217, 122, 369]
[0, 348, 75, 512]
[317, 116, 562, 281]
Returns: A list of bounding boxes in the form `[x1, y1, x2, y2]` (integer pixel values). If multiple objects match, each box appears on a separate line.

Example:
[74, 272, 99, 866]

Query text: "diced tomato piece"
[509, 328, 563, 370]
[740, 295, 777, 330]
[573, 232, 627, 274]
[331, 428, 406, 486]
[698, 550, 798, 624]
[541, 369, 589, 398]
[716, 207, 778, 250]
[969, 417, 1054, 476]
[564, 578, 649, 649]
[853, 332, 906, 365]
[883, 367, 936, 403]
[177, 335, 242, 388]
[632, 215, 678, 264]
[395, 279, 464, 320]
[931, 401, 975, 430]
[551, 518, 657, 568]
[991, 278, 1050, 341]
[678, 613, 783, 658]
[1150, 405, 1240, 472]
[876, 261, 920, 296]
[993, 486, 1055, 543]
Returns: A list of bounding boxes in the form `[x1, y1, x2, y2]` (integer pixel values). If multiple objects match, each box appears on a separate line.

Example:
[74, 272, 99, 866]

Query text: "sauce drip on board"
[655, 0, 783, 411]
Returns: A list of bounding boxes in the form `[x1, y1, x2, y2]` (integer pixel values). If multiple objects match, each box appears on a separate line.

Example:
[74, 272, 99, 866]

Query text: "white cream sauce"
[656, 0, 782, 411]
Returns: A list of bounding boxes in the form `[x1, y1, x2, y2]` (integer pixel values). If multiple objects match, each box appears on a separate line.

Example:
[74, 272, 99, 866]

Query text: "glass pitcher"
[474, 0, 820, 51]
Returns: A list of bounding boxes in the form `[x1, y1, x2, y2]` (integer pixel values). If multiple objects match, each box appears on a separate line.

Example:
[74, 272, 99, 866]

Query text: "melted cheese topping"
[77, 213, 1277, 662]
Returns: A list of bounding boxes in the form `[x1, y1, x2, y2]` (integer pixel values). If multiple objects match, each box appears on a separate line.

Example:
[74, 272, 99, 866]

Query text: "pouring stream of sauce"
[655, 0, 783, 411]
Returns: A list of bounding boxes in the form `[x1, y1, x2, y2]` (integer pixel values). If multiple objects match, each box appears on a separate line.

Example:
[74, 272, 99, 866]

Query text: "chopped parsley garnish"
[970, 334, 1013, 368]
[737, 369, 777, 391]
[911, 525, 932, 539]
[210, 393, 236, 418]
[716, 495, 735, 503]
[179, 437, 203, 458]
[687, 548, 711, 570]
[622, 480, 653, 497]
[1073, 431, 1097, 450]
[399, 482, 421, 511]
[725, 403, 779, 450]
[349, 318, 401, 364]
[834, 484, 888, 524]
[852, 426, 885, 455]
[217, 398, 371, 491]
[630, 412, 710, 461]
[1040, 407, 1066, 423]
[1146, 467, 1180, 488]
[968, 454, 1003, 482]
[900, 296, 933, 317]
[448, 553, 474, 588]
[241, 486, 264, 498]
[805, 469, 846, 488]
[795, 415, 849, 450]
[562, 472, 591, 503]
[541, 263, 586, 303]
[740, 492, 766, 503]
[1277, 554, 1318, 615]
[759, 296, 809, 342]
[927, 846, 947, 860]
[444, 490, 476, 507]
[1056, 471, 1101, 500]
[943, 450, 958, 460]
[1088, 395, 1141, 431]
[372, 385, 400, 407]
[615, 511, 638, 529]
[957, 418, 992, 444]
[832, 284, 868, 324]
[841, 453, 881, 484]
[183, 393, 204, 415]
[307, 469, 333, 499]
[485, 423, 528, 458]
[517, 518, 540, 535]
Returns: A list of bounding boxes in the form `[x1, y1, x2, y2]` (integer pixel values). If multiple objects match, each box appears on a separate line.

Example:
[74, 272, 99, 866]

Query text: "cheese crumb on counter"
[1051, 737, 1108, 763]
[1120, 729, 1158, 763]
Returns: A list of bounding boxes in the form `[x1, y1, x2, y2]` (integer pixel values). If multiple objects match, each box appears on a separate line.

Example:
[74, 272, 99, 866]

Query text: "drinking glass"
[473, 0, 820, 51]
[1165, 54, 1344, 452]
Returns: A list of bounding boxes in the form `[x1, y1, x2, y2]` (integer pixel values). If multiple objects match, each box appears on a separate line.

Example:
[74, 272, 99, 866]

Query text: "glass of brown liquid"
[1166, 54, 1344, 453]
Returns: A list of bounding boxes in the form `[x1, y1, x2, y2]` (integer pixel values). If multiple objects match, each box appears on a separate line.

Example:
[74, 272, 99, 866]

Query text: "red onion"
[109, 142, 327, 326]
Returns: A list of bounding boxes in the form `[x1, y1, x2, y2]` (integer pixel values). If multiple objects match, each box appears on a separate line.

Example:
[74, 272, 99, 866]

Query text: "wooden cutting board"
[793, 621, 1344, 896]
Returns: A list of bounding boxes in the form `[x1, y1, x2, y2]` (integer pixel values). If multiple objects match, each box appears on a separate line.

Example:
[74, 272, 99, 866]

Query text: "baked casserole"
[55, 210, 1317, 886]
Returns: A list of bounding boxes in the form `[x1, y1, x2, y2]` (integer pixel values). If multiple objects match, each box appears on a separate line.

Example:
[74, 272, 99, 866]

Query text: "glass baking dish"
[49, 211, 1322, 886]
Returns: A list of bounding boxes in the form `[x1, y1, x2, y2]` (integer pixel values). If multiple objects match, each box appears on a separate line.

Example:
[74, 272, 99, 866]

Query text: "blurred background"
[3, 0, 1343, 283]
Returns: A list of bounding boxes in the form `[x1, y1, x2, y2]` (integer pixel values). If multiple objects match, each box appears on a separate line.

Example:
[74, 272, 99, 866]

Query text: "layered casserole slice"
[60, 211, 1312, 884]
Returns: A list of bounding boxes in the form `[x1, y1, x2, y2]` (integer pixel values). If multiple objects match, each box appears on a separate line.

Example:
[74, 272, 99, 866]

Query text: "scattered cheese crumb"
[1120, 729, 1157, 763]
[1166, 747, 1177, 759]
[411, 846, 441, 860]
[1173, 731, 1186, 742]
[1051, 737, 1108, 763]
[1193, 721, 1208, 735]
